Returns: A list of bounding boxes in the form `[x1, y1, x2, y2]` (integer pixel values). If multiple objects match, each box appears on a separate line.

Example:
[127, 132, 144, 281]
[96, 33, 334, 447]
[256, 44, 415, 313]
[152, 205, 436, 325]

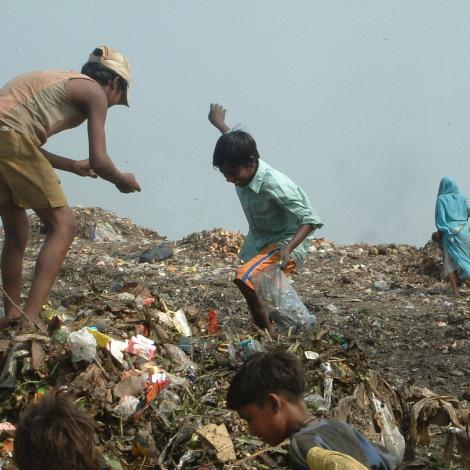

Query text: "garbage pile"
[0, 208, 467, 469]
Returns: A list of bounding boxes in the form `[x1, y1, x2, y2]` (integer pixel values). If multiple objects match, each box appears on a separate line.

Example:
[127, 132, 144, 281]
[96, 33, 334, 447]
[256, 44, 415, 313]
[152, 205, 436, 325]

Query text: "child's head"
[82, 46, 131, 107]
[213, 131, 260, 187]
[226, 351, 307, 446]
[14, 390, 100, 470]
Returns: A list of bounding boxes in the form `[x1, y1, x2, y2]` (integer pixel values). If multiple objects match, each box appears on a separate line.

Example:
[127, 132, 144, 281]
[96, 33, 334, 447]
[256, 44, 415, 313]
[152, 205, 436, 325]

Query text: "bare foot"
[19, 316, 47, 335]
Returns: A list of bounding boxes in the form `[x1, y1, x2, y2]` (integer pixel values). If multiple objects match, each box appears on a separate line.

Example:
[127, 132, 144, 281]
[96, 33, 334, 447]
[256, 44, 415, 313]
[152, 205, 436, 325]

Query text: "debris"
[138, 245, 173, 263]
[125, 335, 156, 360]
[67, 328, 97, 363]
[197, 423, 236, 462]
[0, 208, 465, 469]
[208, 309, 219, 334]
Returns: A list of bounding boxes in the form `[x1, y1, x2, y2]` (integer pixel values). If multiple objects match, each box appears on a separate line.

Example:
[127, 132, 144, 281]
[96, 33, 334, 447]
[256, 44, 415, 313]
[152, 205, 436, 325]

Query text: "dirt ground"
[0, 207, 468, 469]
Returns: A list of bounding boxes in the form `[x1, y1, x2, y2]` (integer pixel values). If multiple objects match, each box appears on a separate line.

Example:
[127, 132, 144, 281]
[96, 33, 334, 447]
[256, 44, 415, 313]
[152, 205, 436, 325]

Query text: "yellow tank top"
[0, 70, 94, 146]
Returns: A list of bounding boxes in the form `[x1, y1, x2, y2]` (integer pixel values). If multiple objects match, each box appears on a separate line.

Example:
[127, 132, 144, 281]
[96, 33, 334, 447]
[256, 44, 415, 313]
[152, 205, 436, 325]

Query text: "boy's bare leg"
[23, 206, 77, 325]
[234, 279, 273, 333]
[448, 271, 459, 296]
[0, 200, 29, 327]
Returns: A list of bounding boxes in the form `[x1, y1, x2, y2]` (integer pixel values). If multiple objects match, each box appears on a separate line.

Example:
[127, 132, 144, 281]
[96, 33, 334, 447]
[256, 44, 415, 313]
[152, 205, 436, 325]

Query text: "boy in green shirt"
[209, 104, 323, 333]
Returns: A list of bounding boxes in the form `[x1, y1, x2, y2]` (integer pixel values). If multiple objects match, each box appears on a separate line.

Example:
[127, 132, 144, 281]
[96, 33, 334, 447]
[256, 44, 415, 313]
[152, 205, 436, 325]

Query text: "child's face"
[218, 160, 257, 187]
[236, 396, 289, 446]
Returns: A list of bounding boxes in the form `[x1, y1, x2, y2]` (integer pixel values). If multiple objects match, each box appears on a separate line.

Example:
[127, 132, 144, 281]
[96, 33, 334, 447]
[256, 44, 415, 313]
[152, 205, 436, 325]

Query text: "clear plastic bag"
[252, 265, 316, 334]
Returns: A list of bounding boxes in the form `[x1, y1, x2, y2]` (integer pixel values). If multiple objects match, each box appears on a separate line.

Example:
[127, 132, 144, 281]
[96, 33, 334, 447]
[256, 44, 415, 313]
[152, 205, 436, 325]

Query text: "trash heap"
[0, 208, 467, 469]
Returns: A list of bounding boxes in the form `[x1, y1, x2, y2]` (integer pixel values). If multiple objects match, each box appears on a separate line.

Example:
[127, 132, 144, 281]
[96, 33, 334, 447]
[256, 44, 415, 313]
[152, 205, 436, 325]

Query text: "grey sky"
[2, 1, 470, 246]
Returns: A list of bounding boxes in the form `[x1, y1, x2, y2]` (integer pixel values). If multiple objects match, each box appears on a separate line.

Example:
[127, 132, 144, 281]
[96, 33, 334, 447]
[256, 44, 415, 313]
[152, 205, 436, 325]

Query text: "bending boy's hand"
[279, 246, 292, 269]
[208, 103, 231, 134]
[71, 159, 97, 178]
[115, 173, 141, 193]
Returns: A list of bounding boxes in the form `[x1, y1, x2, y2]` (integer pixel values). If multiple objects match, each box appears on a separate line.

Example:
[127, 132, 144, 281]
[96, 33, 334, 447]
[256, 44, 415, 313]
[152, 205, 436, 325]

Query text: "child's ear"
[267, 393, 282, 414]
[248, 156, 257, 168]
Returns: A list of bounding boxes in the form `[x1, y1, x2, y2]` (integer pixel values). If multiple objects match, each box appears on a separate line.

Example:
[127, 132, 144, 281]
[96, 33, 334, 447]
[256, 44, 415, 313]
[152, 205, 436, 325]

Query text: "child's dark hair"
[213, 130, 260, 168]
[226, 351, 306, 409]
[81, 61, 127, 92]
[14, 390, 100, 470]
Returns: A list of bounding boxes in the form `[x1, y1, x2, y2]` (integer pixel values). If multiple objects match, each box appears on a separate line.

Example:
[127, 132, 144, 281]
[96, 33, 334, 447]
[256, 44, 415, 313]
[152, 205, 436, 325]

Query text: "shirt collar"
[246, 160, 267, 193]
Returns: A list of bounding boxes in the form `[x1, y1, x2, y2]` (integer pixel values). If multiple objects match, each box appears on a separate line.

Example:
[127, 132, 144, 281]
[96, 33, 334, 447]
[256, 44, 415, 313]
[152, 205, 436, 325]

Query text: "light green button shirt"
[236, 160, 323, 265]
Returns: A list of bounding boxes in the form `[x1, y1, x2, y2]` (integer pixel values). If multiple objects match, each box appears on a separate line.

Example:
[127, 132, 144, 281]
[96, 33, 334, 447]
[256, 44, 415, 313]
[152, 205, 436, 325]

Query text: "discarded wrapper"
[87, 327, 112, 348]
[172, 309, 192, 337]
[125, 335, 156, 360]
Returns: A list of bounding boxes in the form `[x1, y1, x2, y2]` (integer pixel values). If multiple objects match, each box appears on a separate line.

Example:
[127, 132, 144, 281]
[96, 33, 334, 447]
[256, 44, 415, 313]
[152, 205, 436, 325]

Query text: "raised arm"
[67, 79, 141, 193]
[208, 103, 231, 134]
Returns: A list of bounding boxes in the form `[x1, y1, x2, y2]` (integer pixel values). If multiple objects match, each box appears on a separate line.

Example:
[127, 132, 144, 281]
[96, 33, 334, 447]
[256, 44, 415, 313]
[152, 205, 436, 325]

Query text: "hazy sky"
[2, 1, 470, 246]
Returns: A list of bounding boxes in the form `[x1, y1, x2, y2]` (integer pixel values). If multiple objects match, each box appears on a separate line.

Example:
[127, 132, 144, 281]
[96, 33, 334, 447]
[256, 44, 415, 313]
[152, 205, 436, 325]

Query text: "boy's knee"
[43, 208, 78, 241]
[3, 224, 28, 249]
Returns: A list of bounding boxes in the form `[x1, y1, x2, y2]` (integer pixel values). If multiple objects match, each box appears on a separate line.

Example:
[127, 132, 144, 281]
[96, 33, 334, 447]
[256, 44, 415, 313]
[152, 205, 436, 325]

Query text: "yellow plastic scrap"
[86, 328, 112, 348]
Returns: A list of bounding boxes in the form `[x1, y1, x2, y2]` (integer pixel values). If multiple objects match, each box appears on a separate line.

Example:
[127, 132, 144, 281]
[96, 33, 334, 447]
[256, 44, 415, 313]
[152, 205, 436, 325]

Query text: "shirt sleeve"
[267, 182, 323, 229]
[306, 447, 369, 470]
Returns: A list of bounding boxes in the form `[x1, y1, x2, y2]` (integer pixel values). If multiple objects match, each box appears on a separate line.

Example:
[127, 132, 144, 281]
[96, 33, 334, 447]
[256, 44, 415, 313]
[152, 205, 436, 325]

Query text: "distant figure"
[434, 176, 470, 296]
[0, 46, 141, 330]
[14, 390, 100, 470]
[227, 351, 400, 469]
[208, 104, 323, 334]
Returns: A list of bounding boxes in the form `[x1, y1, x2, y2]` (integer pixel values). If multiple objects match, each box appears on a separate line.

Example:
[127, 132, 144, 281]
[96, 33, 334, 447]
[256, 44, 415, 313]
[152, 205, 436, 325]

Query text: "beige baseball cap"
[88, 46, 131, 107]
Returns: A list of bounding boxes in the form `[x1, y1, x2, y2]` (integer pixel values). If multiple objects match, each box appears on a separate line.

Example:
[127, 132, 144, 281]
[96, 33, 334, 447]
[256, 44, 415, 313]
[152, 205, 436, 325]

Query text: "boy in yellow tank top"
[0, 46, 141, 330]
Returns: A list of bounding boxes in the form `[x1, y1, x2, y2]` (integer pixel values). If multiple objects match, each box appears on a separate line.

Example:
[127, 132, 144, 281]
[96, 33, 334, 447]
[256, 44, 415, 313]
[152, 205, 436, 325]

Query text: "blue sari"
[435, 176, 470, 279]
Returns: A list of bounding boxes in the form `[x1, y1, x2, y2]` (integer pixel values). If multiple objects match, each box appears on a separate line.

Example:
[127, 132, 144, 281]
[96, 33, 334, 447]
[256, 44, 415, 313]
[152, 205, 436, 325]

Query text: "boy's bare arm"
[67, 79, 141, 193]
[40, 149, 97, 177]
[280, 224, 313, 267]
[208, 103, 231, 134]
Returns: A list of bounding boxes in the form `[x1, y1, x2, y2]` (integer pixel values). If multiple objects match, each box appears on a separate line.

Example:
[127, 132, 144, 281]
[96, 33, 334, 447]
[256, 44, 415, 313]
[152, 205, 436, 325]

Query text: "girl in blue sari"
[434, 176, 470, 295]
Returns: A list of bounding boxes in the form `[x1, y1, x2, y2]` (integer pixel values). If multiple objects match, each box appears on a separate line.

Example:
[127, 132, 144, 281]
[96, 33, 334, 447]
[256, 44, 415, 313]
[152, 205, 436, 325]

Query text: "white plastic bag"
[252, 265, 316, 334]
[67, 328, 97, 363]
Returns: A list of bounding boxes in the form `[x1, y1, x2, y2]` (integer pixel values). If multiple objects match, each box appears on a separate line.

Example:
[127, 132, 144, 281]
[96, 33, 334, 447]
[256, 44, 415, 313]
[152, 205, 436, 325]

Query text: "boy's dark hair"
[14, 390, 100, 470]
[213, 130, 260, 168]
[226, 351, 306, 409]
[81, 61, 127, 92]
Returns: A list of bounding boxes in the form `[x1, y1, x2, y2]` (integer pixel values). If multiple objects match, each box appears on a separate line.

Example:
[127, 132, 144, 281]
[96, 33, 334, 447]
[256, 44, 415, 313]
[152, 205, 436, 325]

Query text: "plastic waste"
[185, 364, 198, 383]
[239, 339, 264, 360]
[163, 344, 196, 371]
[176, 337, 207, 358]
[208, 309, 218, 334]
[86, 327, 112, 348]
[67, 328, 97, 363]
[125, 335, 156, 360]
[107, 339, 128, 365]
[0, 343, 29, 389]
[176, 450, 196, 469]
[329, 332, 350, 351]
[113, 396, 140, 420]
[252, 265, 316, 334]
[304, 351, 320, 361]
[172, 309, 192, 337]
[321, 362, 334, 411]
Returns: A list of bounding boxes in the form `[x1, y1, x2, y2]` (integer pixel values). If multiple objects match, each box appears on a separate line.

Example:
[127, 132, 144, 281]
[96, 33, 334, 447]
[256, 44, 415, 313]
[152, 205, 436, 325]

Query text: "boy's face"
[218, 160, 257, 187]
[236, 395, 289, 446]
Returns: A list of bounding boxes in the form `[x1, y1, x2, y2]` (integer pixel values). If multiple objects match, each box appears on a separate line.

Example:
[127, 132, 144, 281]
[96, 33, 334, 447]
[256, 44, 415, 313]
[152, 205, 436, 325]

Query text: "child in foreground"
[208, 104, 323, 333]
[226, 351, 400, 469]
[14, 390, 100, 470]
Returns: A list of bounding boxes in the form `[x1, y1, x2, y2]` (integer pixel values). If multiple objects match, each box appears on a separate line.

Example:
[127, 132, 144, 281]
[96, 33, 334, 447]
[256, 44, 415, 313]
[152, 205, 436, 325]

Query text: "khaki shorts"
[0, 123, 67, 209]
